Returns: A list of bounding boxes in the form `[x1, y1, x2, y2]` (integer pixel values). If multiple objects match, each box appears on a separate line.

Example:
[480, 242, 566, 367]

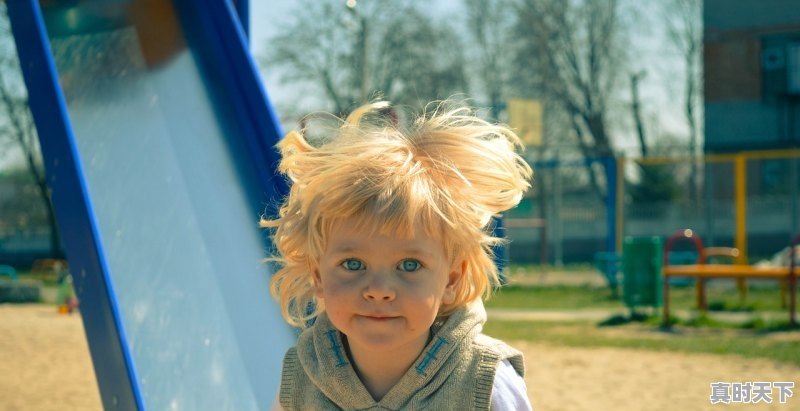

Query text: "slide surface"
[9, 1, 294, 409]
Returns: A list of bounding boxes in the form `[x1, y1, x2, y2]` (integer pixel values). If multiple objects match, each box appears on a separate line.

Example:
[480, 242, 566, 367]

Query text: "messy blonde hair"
[261, 101, 532, 327]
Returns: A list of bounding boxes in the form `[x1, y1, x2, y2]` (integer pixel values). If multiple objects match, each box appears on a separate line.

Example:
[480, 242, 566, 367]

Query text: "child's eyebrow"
[399, 248, 437, 259]
[328, 245, 358, 254]
[328, 244, 436, 259]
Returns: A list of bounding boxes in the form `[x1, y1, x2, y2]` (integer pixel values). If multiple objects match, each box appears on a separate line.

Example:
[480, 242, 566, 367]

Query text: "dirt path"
[519, 341, 799, 411]
[1, 304, 798, 410]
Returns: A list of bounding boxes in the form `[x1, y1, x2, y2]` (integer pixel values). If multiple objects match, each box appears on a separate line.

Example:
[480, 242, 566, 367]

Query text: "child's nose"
[362, 274, 395, 301]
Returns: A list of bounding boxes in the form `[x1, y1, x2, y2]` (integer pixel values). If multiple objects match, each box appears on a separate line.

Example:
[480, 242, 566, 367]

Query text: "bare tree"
[464, 0, 515, 120]
[629, 69, 681, 204]
[262, 0, 468, 115]
[512, 0, 626, 201]
[0, 5, 61, 257]
[664, 0, 702, 201]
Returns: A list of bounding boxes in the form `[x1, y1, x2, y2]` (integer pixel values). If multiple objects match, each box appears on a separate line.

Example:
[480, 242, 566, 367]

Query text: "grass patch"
[484, 319, 800, 367]
[488, 280, 799, 312]
[487, 284, 622, 310]
[486, 281, 800, 365]
[507, 263, 597, 275]
[663, 313, 800, 332]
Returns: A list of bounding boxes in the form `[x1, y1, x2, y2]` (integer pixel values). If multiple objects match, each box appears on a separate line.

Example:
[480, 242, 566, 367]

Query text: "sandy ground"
[520, 341, 799, 411]
[0, 305, 102, 411]
[1, 304, 799, 411]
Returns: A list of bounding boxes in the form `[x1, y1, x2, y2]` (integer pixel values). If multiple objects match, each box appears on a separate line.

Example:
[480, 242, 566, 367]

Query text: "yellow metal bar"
[616, 157, 625, 253]
[738, 148, 800, 160]
[632, 149, 800, 166]
[705, 149, 800, 162]
[635, 155, 735, 165]
[635, 156, 693, 165]
[734, 155, 747, 264]
[705, 153, 748, 163]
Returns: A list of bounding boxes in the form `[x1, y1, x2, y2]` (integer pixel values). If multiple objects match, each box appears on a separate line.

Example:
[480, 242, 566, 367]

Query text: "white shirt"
[490, 358, 533, 410]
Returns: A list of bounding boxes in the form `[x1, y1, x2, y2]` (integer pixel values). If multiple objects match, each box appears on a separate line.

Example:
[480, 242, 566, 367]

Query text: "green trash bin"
[622, 236, 663, 309]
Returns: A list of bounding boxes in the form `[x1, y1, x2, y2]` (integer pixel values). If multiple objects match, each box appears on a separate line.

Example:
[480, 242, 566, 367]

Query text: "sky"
[248, 0, 691, 156]
[0, 0, 690, 171]
[248, 0, 468, 127]
[250, 0, 462, 46]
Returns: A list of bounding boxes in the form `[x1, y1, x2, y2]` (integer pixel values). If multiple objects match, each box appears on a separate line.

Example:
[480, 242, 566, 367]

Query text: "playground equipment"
[621, 150, 800, 264]
[9, 0, 294, 409]
[662, 229, 799, 326]
[0, 264, 41, 303]
[55, 271, 78, 314]
[30, 258, 69, 283]
[526, 149, 798, 264]
[0, 264, 17, 281]
[30, 259, 74, 311]
[621, 237, 663, 312]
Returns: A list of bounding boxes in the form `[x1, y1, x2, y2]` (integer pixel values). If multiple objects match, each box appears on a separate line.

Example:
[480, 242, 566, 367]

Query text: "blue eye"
[341, 259, 365, 271]
[398, 259, 422, 272]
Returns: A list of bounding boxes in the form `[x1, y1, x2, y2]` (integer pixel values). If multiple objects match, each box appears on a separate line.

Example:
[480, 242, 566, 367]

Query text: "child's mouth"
[361, 314, 398, 321]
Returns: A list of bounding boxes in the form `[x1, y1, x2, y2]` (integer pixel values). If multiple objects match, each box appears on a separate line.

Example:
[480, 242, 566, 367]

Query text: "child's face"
[313, 217, 461, 357]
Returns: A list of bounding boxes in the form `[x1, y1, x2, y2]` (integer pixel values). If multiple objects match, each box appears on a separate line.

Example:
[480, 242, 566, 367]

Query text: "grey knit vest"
[279, 303, 525, 410]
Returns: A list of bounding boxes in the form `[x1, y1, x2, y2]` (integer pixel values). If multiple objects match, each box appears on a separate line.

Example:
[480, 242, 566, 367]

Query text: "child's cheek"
[326, 278, 359, 299]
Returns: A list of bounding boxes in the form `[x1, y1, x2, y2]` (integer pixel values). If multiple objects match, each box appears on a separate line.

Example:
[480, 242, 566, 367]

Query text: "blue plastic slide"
[8, 1, 294, 409]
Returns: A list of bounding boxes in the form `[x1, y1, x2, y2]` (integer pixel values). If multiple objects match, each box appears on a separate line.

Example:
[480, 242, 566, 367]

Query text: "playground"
[1, 0, 799, 409]
[3, 269, 799, 411]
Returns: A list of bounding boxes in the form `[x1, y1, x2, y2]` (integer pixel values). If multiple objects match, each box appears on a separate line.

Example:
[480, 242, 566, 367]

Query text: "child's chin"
[347, 330, 425, 352]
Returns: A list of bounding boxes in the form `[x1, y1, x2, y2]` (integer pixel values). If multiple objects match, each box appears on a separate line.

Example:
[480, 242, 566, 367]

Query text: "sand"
[0, 305, 102, 411]
[521, 341, 799, 411]
[1, 304, 798, 411]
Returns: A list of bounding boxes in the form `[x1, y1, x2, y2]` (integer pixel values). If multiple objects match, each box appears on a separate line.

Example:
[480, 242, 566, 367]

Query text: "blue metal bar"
[232, 0, 249, 40]
[177, 0, 288, 212]
[6, 1, 143, 409]
[489, 215, 507, 284]
[604, 156, 618, 255]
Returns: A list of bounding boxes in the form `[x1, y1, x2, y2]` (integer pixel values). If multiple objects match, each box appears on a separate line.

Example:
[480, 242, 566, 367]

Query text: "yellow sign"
[507, 99, 543, 146]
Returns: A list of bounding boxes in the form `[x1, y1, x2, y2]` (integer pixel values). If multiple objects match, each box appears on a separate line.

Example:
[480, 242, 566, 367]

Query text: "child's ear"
[312, 269, 324, 299]
[442, 260, 465, 305]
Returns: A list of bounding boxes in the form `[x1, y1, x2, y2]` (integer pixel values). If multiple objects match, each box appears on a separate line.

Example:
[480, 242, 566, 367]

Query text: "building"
[704, 0, 800, 152]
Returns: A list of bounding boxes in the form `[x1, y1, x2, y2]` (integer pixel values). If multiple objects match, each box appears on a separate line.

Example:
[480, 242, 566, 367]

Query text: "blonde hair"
[262, 101, 532, 327]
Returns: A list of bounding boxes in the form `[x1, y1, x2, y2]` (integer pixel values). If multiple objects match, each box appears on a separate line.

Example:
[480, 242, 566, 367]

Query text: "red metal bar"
[662, 229, 706, 325]
[663, 229, 706, 266]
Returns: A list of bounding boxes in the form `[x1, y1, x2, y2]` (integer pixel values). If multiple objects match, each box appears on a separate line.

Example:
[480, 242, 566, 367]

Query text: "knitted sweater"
[279, 303, 525, 410]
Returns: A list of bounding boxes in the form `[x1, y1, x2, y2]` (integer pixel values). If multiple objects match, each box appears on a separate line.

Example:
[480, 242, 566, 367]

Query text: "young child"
[262, 101, 534, 410]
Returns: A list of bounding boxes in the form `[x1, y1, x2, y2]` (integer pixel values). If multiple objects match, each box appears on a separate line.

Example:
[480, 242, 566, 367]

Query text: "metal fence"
[3, 150, 799, 267]
[506, 150, 800, 265]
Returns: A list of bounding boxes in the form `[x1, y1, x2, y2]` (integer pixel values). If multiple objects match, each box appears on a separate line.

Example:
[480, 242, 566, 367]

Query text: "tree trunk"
[0, 76, 62, 257]
[34, 174, 62, 257]
[685, 49, 699, 203]
[569, 112, 607, 203]
[630, 72, 648, 157]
